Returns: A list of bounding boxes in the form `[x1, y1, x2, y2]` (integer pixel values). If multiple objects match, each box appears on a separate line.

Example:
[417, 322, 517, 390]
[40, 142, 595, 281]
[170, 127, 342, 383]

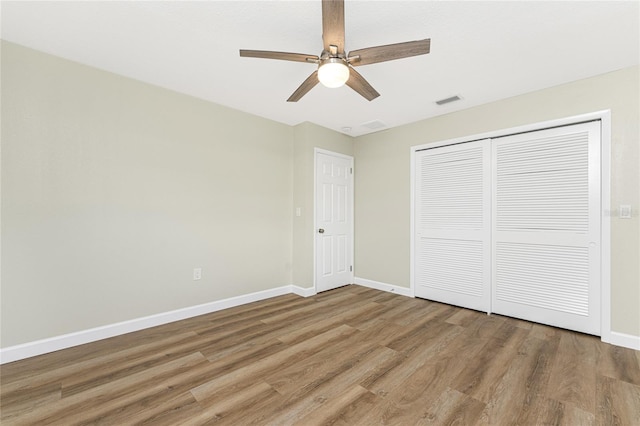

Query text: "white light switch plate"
[193, 268, 202, 280]
[619, 205, 632, 219]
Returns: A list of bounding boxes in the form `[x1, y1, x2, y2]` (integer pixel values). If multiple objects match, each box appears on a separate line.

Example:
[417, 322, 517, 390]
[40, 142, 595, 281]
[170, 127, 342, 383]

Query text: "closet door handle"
[318, 228, 325, 234]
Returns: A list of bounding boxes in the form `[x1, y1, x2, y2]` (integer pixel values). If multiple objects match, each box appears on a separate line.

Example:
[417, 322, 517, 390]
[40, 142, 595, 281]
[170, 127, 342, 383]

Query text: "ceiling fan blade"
[322, 0, 345, 53]
[348, 39, 431, 66]
[345, 67, 380, 101]
[287, 71, 319, 102]
[240, 50, 319, 63]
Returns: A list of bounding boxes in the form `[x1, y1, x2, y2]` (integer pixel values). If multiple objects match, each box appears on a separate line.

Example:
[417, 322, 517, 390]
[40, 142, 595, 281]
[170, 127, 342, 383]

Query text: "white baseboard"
[291, 285, 316, 297]
[602, 331, 640, 351]
[4, 283, 637, 364]
[354, 277, 413, 298]
[354, 278, 640, 351]
[0, 285, 293, 365]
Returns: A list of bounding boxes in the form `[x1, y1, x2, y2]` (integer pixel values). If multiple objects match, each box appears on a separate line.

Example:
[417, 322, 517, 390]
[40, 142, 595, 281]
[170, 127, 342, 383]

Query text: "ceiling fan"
[240, 0, 431, 102]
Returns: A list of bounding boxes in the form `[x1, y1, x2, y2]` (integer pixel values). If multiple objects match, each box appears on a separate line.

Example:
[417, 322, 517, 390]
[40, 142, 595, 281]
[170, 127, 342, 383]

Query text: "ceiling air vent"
[361, 120, 386, 130]
[435, 95, 462, 106]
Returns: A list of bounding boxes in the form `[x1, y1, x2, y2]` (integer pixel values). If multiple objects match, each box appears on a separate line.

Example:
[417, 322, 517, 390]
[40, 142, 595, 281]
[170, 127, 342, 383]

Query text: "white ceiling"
[2, 1, 638, 136]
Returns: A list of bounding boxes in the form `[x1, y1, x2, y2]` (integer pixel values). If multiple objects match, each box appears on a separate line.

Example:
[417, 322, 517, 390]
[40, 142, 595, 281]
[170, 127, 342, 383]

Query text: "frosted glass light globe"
[318, 59, 349, 88]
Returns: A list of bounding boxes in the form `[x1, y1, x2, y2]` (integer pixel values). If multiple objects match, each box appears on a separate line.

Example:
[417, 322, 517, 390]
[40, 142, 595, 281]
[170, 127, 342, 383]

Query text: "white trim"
[604, 331, 640, 351]
[412, 110, 612, 152]
[410, 145, 416, 297]
[2, 276, 637, 364]
[291, 285, 317, 297]
[0, 285, 292, 365]
[314, 148, 354, 161]
[313, 148, 355, 293]
[599, 111, 613, 346]
[354, 277, 413, 298]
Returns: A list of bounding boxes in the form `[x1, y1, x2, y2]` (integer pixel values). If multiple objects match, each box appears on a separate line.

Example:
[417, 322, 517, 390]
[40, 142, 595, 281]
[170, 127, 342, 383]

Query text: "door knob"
[318, 228, 325, 233]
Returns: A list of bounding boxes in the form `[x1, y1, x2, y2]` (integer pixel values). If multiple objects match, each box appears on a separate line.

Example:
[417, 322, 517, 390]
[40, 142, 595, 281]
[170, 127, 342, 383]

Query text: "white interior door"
[315, 150, 354, 293]
[492, 122, 601, 335]
[414, 140, 491, 312]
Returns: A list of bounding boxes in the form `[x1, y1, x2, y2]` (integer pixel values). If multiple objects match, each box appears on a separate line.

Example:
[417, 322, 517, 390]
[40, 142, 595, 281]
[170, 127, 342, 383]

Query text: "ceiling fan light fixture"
[318, 58, 349, 88]
[240, 0, 431, 101]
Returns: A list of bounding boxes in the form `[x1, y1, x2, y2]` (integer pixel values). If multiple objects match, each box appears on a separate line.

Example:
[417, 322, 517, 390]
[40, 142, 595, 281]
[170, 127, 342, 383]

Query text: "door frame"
[313, 148, 355, 293]
[410, 110, 612, 343]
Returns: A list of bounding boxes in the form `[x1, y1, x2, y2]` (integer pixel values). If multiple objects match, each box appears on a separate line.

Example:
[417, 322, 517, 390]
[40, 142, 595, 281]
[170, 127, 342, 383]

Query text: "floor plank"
[596, 375, 640, 425]
[547, 330, 597, 413]
[475, 335, 557, 425]
[418, 387, 486, 425]
[1, 285, 639, 425]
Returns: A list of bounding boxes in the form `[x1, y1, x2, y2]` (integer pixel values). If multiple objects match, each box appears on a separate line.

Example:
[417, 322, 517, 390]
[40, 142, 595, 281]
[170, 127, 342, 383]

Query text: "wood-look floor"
[2, 285, 639, 425]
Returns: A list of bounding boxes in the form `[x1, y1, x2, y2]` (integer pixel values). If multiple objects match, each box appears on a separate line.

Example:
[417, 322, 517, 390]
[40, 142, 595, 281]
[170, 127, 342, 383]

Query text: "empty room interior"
[1, 1, 639, 424]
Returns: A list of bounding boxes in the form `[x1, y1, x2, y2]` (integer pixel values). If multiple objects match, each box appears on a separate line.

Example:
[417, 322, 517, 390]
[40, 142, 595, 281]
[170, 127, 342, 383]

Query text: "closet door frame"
[410, 110, 612, 343]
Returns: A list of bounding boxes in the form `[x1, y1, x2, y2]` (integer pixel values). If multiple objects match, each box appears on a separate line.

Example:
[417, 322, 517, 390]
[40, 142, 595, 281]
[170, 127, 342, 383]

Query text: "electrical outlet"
[193, 268, 202, 280]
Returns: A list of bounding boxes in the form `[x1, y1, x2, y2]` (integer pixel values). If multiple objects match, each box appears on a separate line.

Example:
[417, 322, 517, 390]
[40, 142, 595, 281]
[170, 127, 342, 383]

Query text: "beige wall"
[354, 66, 640, 337]
[1, 41, 295, 347]
[292, 122, 353, 288]
[2, 40, 637, 349]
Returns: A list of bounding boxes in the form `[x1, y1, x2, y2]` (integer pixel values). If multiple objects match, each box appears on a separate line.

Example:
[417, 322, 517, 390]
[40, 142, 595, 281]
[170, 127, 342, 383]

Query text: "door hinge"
[350, 265, 353, 272]
[350, 167, 353, 174]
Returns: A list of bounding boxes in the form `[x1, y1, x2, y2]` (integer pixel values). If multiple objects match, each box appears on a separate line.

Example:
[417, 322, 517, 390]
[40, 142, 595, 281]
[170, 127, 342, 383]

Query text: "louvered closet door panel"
[414, 140, 491, 312]
[492, 121, 601, 335]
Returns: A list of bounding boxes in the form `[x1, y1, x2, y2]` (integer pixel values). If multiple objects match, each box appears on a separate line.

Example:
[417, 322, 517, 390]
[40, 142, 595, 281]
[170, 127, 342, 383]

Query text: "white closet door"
[414, 140, 491, 312]
[492, 122, 601, 335]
